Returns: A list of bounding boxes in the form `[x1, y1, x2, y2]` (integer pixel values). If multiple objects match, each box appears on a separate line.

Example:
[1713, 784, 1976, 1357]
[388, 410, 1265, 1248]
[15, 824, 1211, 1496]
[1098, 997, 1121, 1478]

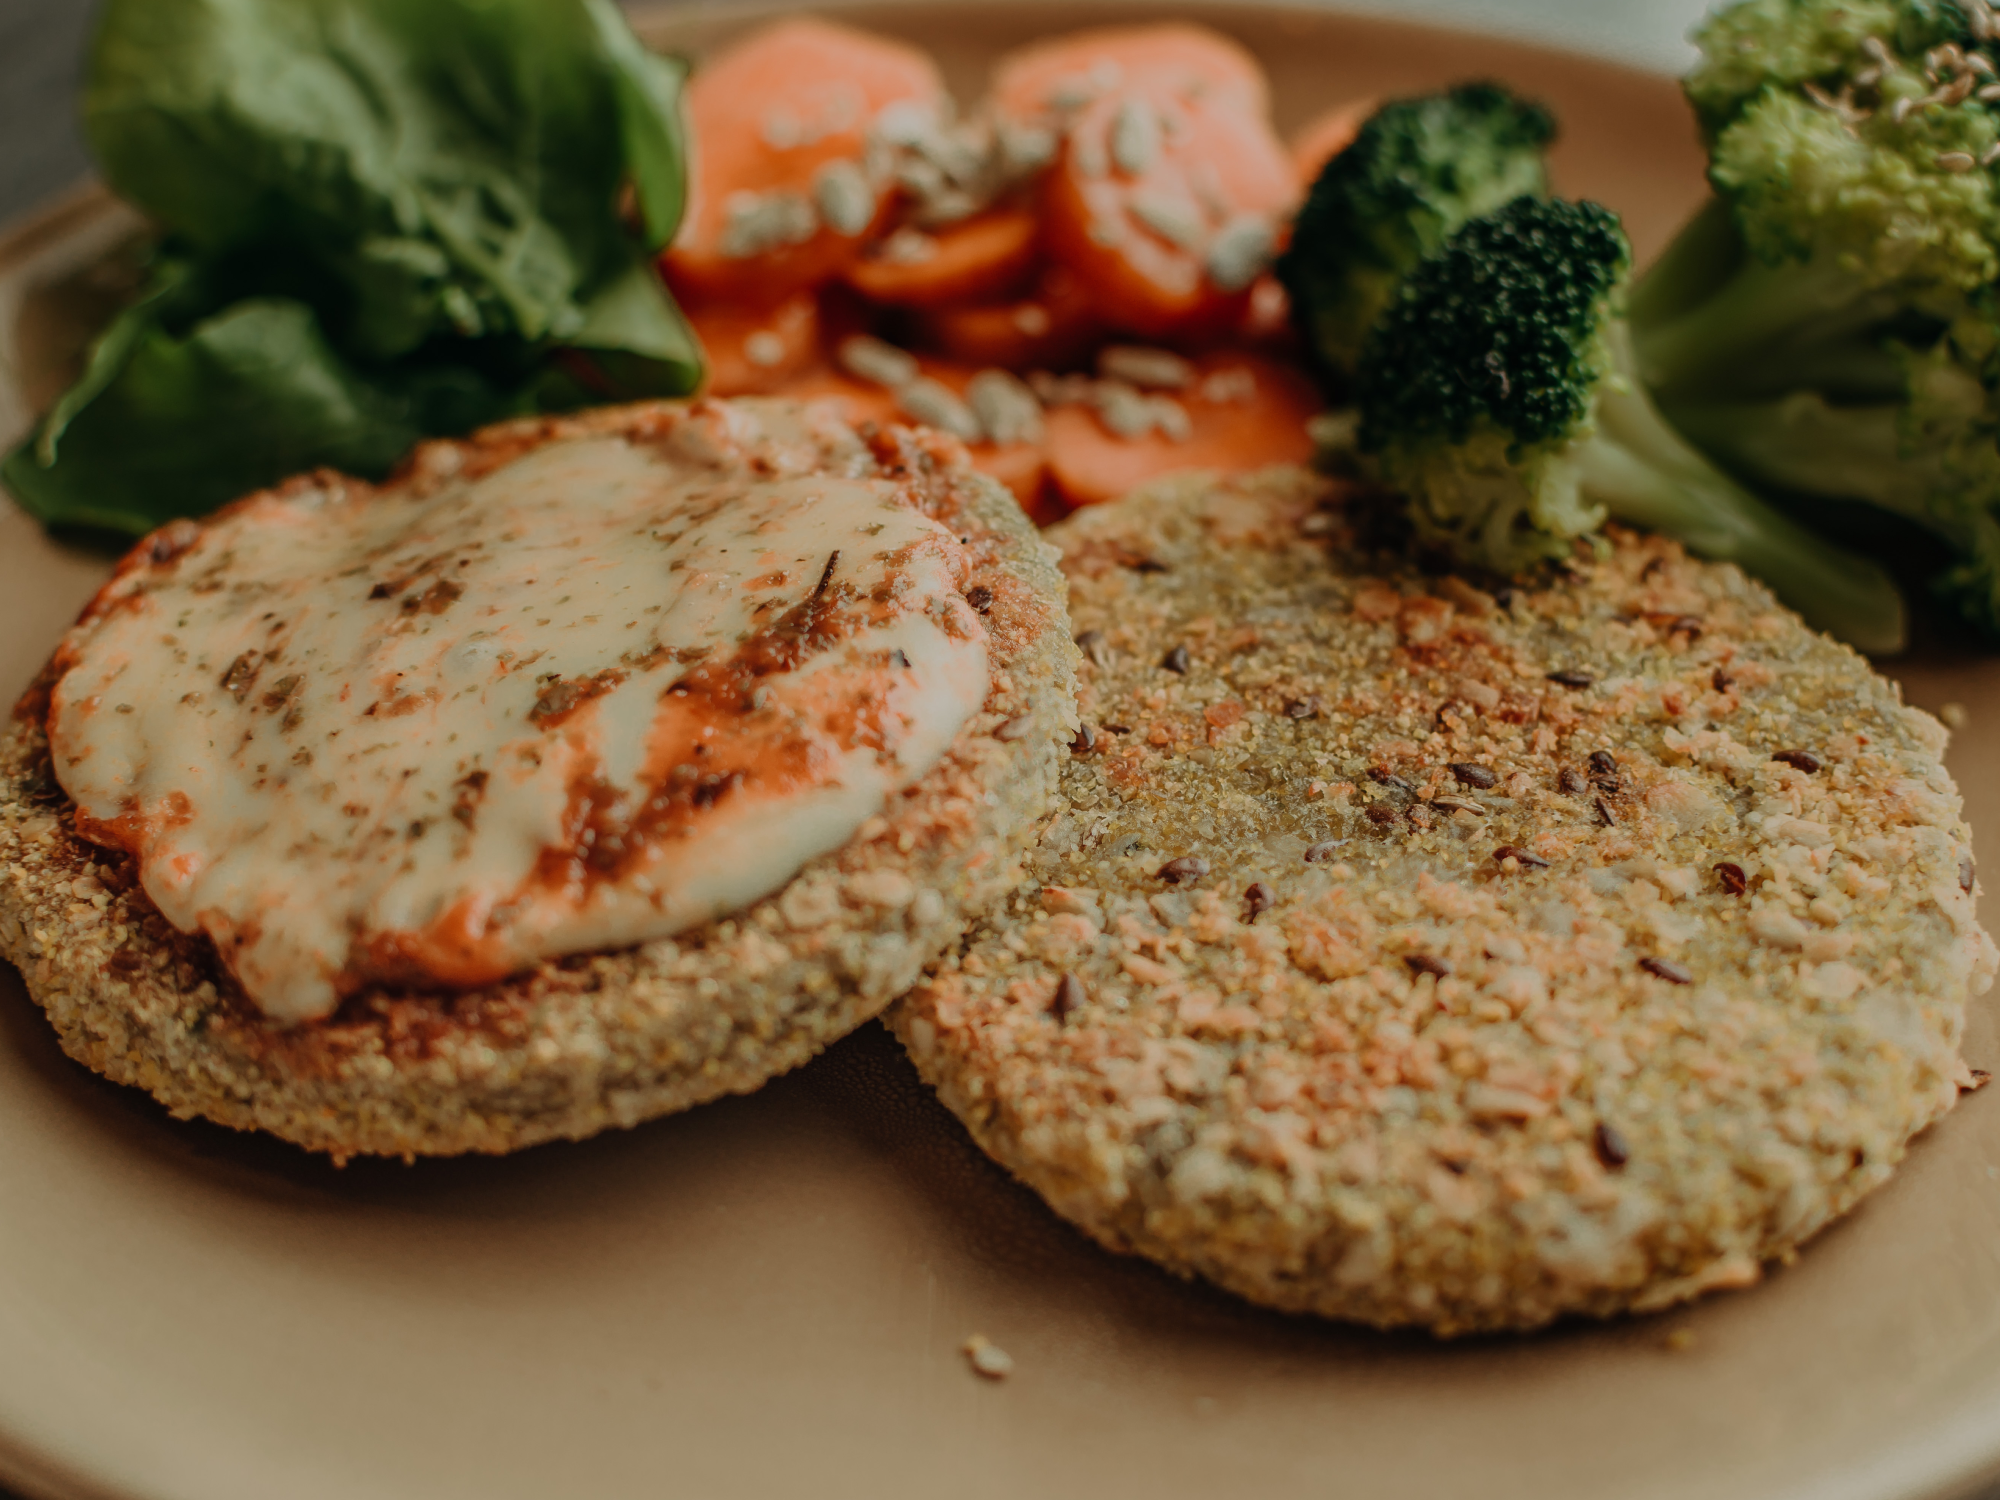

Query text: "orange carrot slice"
[1042, 84, 1297, 339]
[1290, 97, 1376, 187]
[771, 357, 1052, 511]
[919, 264, 1105, 370]
[1044, 351, 1319, 509]
[990, 23, 1268, 130]
[845, 207, 1042, 308]
[768, 366, 903, 428]
[914, 360, 1051, 509]
[689, 293, 821, 396]
[665, 19, 946, 304]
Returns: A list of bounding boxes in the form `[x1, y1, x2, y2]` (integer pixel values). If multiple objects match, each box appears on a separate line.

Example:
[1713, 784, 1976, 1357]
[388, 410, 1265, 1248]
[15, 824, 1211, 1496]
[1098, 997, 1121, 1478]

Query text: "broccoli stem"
[1577, 346, 1909, 652]
[1626, 197, 1743, 331]
[1664, 393, 1929, 514]
[1632, 249, 1903, 401]
[1665, 389, 2000, 640]
[1666, 389, 2000, 551]
[1717, 330, 1912, 403]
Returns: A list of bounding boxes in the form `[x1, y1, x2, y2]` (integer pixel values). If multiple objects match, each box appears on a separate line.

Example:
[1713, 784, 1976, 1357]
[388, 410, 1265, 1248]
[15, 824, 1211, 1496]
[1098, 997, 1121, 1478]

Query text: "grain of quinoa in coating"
[892, 465, 1995, 1334]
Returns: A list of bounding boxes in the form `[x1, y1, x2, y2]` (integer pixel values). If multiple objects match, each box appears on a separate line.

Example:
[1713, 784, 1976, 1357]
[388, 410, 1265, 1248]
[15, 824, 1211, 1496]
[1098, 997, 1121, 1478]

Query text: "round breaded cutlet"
[0, 400, 1078, 1160]
[890, 466, 1998, 1334]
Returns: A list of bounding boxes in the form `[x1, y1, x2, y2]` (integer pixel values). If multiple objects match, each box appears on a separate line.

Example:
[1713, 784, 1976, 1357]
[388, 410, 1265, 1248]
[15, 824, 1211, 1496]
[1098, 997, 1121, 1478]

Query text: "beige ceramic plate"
[2, 5, 1999, 1499]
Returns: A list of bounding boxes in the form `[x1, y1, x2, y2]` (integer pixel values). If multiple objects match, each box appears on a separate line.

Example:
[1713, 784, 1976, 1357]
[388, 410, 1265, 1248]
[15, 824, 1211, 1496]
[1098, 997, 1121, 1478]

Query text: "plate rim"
[0, 6, 1994, 1500]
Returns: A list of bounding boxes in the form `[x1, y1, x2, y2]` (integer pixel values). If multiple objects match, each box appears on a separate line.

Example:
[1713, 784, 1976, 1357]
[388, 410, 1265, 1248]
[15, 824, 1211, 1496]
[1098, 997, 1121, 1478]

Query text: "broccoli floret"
[1638, 0, 2000, 404]
[1682, 0, 1974, 137]
[1357, 196, 1909, 652]
[1275, 83, 1555, 386]
[1666, 337, 2000, 633]
[1626, 0, 2000, 639]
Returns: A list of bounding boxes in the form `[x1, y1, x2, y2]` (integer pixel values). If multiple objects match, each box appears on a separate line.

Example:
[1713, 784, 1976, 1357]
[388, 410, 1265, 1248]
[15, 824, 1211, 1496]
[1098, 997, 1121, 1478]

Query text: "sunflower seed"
[878, 227, 939, 265]
[1097, 345, 1194, 390]
[1206, 214, 1275, 291]
[813, 159, 877, 237]
[997, 122, 1058, 179]
[1013, 304, 1052, 336]
[1110, 97, 1162, 175]
[718, 189, 818, 258]
[1072, 130, 1110, 180]
[897, 377, 984, 442]
[913, 188, 982, 229]
[966, 369, 1044, 446]
[872, 98, 939, 148]
[838, 335, 919, 389]
[1130, 190, 1207, 251]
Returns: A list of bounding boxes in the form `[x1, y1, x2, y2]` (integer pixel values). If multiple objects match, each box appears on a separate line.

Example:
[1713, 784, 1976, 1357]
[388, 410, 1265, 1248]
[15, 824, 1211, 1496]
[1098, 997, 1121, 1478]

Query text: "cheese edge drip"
[47, 406, 992, 1023]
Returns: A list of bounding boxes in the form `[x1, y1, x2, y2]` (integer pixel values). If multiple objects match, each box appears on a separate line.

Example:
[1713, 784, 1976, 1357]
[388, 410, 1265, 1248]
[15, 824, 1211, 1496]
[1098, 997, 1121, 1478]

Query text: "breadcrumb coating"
[0, 401, 1079, 1160]
[892, 465, 1995, 1334]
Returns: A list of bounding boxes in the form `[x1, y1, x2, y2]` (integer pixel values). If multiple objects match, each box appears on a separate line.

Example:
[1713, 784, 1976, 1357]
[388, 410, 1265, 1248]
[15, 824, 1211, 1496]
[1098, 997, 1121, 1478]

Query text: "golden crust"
[0, 400, 1080, 1160]
[890, 466, 1997, 1334]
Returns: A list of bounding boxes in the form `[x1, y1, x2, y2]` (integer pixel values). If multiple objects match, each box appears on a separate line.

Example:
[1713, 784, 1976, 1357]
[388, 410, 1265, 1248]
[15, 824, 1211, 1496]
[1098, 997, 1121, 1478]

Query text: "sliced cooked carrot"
[990, 23, 1268, 130]
[972, 442, 1058, 518]
[1043, 84, 1297, 339]
[845, 207, 1042, 308]
[689, 292, 821, 396]
[919, 264, 1105, 370]
[768, 366, 902, 428]
[911, 360, 1050, 509]
[769, 357, 1052, 512]
[1290, 97, 1375, 186]
[665, 19, 945, 304]
[1044, 351, 1319, 509]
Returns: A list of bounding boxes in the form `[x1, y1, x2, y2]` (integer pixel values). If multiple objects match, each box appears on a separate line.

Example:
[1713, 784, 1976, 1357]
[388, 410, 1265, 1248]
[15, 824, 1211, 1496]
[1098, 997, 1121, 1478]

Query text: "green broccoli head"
[1637, 55, 2000, 401]
[1712, 71, 2000, 300]
[1275, 82, 1555, 386]
[1358, 195, 1909, 651]
[1358, 196, 1628, 572]
[1639, 0, 2000, 401]
[1682, 0, 1978, 138]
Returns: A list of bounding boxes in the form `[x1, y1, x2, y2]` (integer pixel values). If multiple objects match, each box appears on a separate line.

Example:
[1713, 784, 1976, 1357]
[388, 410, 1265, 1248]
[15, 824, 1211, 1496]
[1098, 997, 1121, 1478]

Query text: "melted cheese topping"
[49, 403, 991, 1022]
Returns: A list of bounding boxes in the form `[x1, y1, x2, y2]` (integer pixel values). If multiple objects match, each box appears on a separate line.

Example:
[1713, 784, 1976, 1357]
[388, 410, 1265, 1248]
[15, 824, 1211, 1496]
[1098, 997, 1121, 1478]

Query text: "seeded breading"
[890, 465, 1996, 1334]
[0, 400, 1079, 1161]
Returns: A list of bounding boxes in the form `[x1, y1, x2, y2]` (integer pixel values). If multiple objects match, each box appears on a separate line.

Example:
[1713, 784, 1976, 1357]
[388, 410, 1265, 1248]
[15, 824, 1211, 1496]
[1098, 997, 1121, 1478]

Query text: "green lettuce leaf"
[6, 0, 698, 539]
[83, 0, 693, 363]
[5, 294, 523, 536]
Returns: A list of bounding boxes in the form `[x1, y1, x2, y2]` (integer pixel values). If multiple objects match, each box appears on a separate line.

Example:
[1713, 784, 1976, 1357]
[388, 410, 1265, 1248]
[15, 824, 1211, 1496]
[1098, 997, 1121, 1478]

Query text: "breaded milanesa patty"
[891, 466, 1997, 1333]
[0, 401, 1078, 1160]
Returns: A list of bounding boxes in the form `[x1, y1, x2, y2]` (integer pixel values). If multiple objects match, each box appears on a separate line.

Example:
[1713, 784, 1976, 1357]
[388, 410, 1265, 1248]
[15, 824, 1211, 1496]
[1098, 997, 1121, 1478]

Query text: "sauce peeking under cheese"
[47, 401, 992, 1022]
